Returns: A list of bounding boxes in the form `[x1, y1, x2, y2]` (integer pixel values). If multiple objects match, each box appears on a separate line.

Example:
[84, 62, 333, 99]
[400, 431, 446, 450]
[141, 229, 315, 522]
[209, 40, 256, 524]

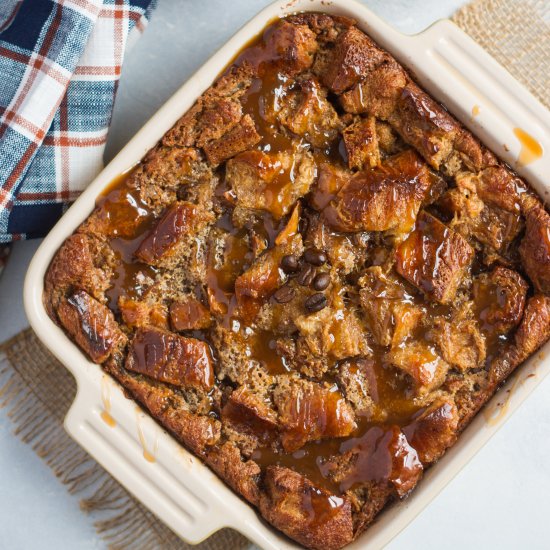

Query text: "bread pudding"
[44, 13, 550, 549]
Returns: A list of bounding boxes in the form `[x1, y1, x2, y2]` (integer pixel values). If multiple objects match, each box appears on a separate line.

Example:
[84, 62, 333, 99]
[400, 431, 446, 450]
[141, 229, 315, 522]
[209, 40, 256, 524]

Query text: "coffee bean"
[312, 272, 330, 291]
[281, 254, 299, 273]
[304, 293, 328, 313]
[304, 248, 327, 266]
[297, 264, 316, 286]
[273, 285, 295, 304]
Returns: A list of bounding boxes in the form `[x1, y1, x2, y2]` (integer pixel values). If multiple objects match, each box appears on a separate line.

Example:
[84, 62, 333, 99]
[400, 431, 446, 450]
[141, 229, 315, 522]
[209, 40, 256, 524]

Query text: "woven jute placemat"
[452, 0, 550, 110]
[1, 2, 549, 548]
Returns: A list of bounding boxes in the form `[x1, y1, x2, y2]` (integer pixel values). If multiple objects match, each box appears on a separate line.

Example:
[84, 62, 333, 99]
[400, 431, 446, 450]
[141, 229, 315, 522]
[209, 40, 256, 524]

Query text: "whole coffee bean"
[304, 248, 327, 266]
[304, 293, 328, 313]
[297, 264, 316, 286]
[273, 285, 295, 304]
[281, 254, 299, 273]
[312, 272, 330, 291]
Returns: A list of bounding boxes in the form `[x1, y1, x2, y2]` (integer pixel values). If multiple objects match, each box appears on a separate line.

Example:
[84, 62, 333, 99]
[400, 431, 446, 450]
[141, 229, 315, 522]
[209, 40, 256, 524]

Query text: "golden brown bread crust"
[259, 466, 354, 550]
[56, 290, 127, 363]
[125, 327, 215, 391]
[103, 358, 221, 456]
[323, 149, 432, 234]
[519, 195, 550, 293]
[395, 211, 475, 304]
[44, 13, 550, 550]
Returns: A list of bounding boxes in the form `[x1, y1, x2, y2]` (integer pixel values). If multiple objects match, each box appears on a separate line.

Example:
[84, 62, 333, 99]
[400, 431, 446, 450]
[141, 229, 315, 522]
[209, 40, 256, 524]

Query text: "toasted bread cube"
[324, 150, 432, 235]
[310, 162, 350, 211]
[170, 297, 212, 331]
[119, 296, 169, 330]
[340, 62, 407, 119]
[125, 327, 214, 391]
[135, 201, 210, 268]
[389, 83, 460, 169]
[396, 211, 474, 304]
[519, 194, 550, 294]
[321, 27, 389, 94]
[225, 149, 315, 219]
[278, 78, 341, 148]
[195, 98, 243, 148]
[234, 233, 303, 321]
[163, 64, 254, 148]
[403, 398, 458, 464]
[473, 267, 528, 335]
[203, 114, 260, 166]
[333, 425, 423, 497]
[221, 386, 278, 441]
[294, 286, 370, 360]
[259, 466, 354, 550]
[45, 233, 113, 307]
[337, 358, 379, 414]
[359, 268, 423, 347]
[429, 315, 486, 372]
[342, 116, 380, 170]
[205, 442, 261, 504]
[386, 342, 449, 395]
[440, 168, 523, 252]
[266, 20, 318, 75]
[514, 294, 550, 358]
[57, 291, 126, 363]
[274, 379, 355, 452]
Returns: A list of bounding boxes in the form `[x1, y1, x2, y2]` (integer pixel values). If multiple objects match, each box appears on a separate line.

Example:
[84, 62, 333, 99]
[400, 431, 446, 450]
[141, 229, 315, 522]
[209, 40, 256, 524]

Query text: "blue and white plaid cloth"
[0, 0, 156, 243]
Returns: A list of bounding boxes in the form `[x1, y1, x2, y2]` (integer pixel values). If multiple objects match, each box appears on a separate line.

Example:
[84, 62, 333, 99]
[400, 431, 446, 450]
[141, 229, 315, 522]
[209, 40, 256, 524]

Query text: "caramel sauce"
[514, 127, 543, 167]
[252, 352, 422, 488]
[245, 328, 289, 375]
[483, 373, 524, 427]
[252, 440, 341, 493]
[99, 171, 158, 313]
[233, 26, 296, 155]
[100, 376, 116, 428]
[136, 408, 158, 463]
[301, 488, 346, 527]
[95, 169, 153, 238]
[240, 72, 295, 154]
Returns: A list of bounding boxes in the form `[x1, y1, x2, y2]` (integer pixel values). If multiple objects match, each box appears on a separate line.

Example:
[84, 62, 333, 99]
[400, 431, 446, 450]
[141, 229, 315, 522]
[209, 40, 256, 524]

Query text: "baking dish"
[24, 0, 550, 548]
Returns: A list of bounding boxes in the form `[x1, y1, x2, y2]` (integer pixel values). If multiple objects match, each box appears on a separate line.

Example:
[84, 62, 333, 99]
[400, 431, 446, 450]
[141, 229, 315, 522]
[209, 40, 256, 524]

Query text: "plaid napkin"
[0, 0, 157, 244]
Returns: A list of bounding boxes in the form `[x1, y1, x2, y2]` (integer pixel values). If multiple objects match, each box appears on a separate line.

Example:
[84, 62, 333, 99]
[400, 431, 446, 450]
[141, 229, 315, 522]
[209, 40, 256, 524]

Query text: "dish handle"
[63, 373, 292, 548]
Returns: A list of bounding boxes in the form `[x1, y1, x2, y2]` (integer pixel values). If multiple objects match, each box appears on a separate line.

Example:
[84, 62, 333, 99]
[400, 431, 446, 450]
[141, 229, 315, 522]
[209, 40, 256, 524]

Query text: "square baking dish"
[24, 0, 550, 548]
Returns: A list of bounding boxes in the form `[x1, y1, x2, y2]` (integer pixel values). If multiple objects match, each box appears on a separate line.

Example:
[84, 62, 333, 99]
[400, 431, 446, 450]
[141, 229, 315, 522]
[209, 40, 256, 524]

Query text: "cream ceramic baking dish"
[24, 0, 550, 548]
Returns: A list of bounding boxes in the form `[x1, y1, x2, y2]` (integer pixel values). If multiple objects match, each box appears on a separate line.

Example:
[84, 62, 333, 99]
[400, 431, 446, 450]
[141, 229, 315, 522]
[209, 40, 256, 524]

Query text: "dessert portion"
[44, 13, 550, 550]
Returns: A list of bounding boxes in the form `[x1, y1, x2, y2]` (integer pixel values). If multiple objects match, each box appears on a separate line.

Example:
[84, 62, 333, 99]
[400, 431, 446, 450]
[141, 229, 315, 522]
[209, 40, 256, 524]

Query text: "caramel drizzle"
[135, 408, 158, 463]
[100, 376, 116, 428]
[513, 127, 543, 167]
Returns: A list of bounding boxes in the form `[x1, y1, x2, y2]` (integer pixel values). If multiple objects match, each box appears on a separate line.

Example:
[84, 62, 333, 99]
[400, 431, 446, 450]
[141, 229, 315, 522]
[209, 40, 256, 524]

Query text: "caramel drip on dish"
[514, 127, 543, 167]
[100, 376, 116, 428]
[483, 374, 523, 427]
[136, 408, 158, 463]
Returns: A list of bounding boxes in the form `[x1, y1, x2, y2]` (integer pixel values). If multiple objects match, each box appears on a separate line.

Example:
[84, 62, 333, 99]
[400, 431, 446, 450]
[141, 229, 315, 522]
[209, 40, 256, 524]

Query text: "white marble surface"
[2, 1, 550, 548]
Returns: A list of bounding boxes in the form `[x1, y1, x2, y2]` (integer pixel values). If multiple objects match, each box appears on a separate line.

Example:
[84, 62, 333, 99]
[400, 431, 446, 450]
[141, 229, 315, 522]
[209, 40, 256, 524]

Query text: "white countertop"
[2, 1, 550, 548]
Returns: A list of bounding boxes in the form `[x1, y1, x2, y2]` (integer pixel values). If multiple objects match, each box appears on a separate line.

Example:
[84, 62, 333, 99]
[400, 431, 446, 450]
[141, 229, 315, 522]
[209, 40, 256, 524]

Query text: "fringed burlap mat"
[1, 2, 548, 548]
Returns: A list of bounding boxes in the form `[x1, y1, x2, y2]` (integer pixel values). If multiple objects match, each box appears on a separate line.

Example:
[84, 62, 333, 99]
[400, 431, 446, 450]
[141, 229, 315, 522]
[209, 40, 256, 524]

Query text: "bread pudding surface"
[44, 13, 550, 549]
